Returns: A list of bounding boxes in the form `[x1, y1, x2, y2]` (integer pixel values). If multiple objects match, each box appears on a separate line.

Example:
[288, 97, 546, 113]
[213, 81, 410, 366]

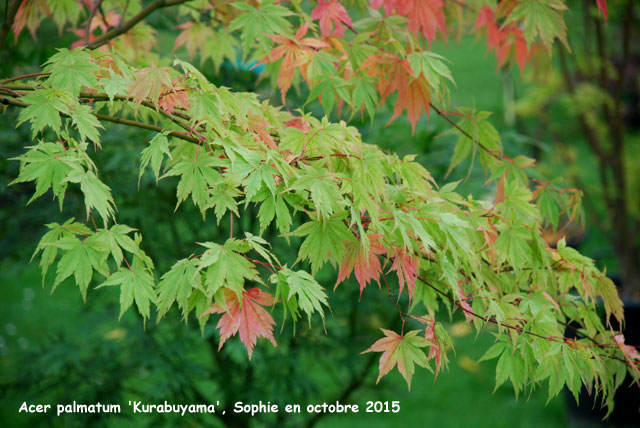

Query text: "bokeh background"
[1, 1, 638, 427]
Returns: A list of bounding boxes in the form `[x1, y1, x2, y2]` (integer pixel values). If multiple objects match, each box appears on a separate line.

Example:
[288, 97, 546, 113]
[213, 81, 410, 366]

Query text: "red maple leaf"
[391, 77, 431, 135]
[596, 0, 608, 22]
[388, 247, 420, 299]
[361, 53, 431, 134]
[473, 6, 534, 73]
[371, 0, 446, 43]
[311, 0, 354, 37]
[260, 23, 329, 103]
[336, 234, 388, 295]
[201, 288, 277, 360]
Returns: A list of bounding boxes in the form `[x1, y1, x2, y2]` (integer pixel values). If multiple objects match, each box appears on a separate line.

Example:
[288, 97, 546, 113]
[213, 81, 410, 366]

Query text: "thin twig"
[86, 0, 192, 49]
[85, 0, 105, 45]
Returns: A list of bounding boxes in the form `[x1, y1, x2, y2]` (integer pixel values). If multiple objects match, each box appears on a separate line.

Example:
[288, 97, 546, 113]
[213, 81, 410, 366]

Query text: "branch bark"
[86, 0, 192, 50]
[1, 95, 200, 144]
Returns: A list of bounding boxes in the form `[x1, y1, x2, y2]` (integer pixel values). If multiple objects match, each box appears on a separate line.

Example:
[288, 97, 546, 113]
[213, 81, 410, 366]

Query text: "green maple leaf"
[444, 108, 501, 177]
[16, 90, 68, 137]
[92, 224, 141, 266]
[33, 219, 92, 281]
[98, 267, 157, 322]
[273, 268, 328, 326]
[139, 133, 171, 184]
[209, 178, 241, 223]
[492, 221, 533, 272]
[164, 156, 224, 214]
[498, 179, 539, 222]
[229, 0, 293, 57]
[64, 169, 116, 223]
[291, 214, 354, 274]
[506, 0, 568, 50]
[50, 0, 83, 29]
[9, 142, 81, 207]
[100, 69, 129, 101]
[291, 166, 344, 219]
[44, 48, 100, 96]
[197, 241, 261, 298]
[69, 103, 103, 144]
[156, 258, 203, 319]
[51, 235, 109, 300]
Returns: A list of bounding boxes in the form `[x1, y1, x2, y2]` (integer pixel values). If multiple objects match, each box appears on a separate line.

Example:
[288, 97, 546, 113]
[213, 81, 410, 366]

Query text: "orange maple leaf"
[261, 23, 329, 103]
[201, 288, 277, 360]
[311, 0, 354, 37]
[361, 53, 431, 133]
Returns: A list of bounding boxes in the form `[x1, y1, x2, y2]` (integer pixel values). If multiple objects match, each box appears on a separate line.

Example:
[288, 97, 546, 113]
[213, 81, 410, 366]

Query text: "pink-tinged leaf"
[362, 328, 430, 389]
[12, 0, 48, 42]
[71, 10, 121, 49]
[284, 116, 312, 131]
[414, 315, 445, 377]
[388, 247, 420, 299]
[261, 23, 329, 103]
[173, 21, 215, 60]
[457, 284, 474, 322]
[596, 0, 608, 22]
[336, 234, 388, 295]
[158, 78, 190, 114]
[128, 65, 173, 107]
[612, 330, 640, 380]
[248, 111, 278, 149]
[311, 0, 354, 37]
[201, 288, 277, 360]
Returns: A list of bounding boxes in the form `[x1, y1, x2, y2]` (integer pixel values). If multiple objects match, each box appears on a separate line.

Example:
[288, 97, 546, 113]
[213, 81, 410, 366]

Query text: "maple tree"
[0, 0, 638, 419]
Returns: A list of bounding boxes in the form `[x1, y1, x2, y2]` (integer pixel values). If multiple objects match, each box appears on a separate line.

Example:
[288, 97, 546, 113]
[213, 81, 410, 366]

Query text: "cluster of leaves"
[6, 0, 608, 132]
[2, 43, 637, 413]
[1, 0, 636, 416]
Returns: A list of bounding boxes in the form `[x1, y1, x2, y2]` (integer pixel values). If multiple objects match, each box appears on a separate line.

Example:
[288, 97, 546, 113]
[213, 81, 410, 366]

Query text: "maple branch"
[1, 96, 200, 144]
[1, 72, 49, 84]
[419, 275, 579, 343]
[86, 0, 193, 50]
[85, 0, 105, 46]
[381, 271, 408, 319]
